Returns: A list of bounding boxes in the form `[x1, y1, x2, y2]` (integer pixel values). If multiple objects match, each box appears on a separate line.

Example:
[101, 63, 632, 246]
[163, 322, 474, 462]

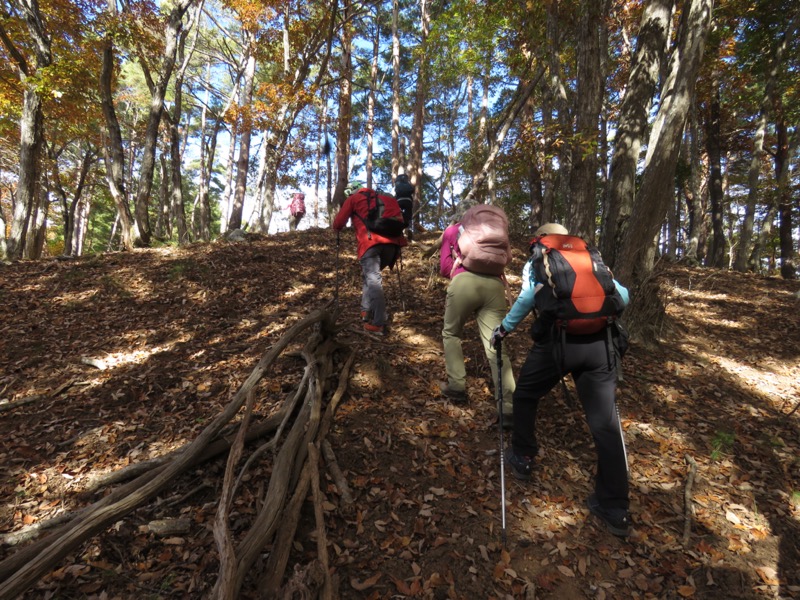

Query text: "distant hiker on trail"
[438, 204, 515, 423]
[288, 192, 306, 231]
[490, 222, 632, 537]
[333, 181, 408, 336]
[394, 173, 415, 241]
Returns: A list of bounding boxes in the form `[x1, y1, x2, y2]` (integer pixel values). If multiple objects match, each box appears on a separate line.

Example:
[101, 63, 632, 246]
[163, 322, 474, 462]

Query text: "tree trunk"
[706, 82, 727, 269]
[25, 182, 48, 259]
[566, 0, 608, 242]
[228, 37, 256, 231]
[460, 66, 545, 209]
[736, 21, 793, 272]
[52, 145, 94, 256]
[366, 13, 378, 189]
[546, 0, 573, 213]
[99, 0, 136, 250]
[8, 88, 43, 260]
[156, 152, 171, 239]
[169, 15, 196, 246]
[133, 0, 195, 246]
[683, 97, 707, 264]
[603, 0, 673, 267]
[391, 0, 400, 179]
[615, 0, 713, 287]
[408, 0, 430, 222]
[334, 0, 353, 207]
[775, 116, 797, 279]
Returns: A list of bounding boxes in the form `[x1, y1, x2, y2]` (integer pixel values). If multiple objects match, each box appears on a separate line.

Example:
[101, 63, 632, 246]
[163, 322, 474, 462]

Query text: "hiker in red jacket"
[333, 181, 408, 336]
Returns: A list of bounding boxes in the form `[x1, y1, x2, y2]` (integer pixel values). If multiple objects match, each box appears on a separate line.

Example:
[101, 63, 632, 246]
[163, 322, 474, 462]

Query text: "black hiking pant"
[512, 332, 629, 512]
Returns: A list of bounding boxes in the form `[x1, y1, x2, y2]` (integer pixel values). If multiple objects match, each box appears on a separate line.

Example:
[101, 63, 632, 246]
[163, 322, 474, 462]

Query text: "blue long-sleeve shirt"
[501, 260, 630, 333]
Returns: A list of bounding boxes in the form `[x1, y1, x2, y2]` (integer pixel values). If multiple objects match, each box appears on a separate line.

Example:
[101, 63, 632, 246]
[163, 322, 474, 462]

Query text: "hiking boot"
[493, 413, 513, 430]
[438, 382, 468, 404]
[507, 452, 534, 481]
[586, 494, 632, 538]
[363, 323, 385, 336]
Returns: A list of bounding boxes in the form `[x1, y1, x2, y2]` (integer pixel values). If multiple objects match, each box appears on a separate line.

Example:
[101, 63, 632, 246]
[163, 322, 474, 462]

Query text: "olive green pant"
[442, 272, 515, 416]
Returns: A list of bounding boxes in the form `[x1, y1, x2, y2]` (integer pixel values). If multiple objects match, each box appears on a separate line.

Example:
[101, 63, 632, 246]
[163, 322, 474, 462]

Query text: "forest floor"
[1, 227, 799, 600]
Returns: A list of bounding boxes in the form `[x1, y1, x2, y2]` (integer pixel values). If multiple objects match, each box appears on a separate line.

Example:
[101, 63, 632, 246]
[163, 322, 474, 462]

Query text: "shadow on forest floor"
[0, 228, 799, 599]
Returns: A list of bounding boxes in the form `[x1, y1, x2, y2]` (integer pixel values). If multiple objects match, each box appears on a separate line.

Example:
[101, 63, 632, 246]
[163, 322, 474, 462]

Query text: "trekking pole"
[395, 252, 406, 311]
[334, 231, 340, 310]
[497, 341, 508, 548]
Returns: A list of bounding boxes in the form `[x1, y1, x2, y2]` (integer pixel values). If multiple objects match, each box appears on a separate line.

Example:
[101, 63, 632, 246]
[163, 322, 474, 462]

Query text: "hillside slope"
[1, 228, 799, 599]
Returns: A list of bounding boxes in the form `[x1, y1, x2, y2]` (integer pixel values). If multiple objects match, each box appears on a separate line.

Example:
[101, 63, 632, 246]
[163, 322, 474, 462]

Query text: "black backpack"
[355, 189, 406, 238]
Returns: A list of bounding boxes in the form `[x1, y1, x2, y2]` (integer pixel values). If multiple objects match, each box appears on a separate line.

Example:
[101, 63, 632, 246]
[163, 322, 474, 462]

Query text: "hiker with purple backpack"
[490, 222, 632, 537]
[438, 204, 515, 424]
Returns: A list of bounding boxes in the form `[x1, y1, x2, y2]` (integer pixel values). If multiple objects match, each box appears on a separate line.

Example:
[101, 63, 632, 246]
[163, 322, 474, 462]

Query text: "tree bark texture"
[566, 0, 608, 243]
[133, 0, 195, 246]
[603, 0, 674, 267]
[100, 0, 136, 250]
[706, 81, 727, 268]
[615, 0, 713, 287]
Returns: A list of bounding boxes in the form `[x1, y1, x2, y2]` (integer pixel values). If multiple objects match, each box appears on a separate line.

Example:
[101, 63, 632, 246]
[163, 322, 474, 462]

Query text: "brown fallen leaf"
[755, 566, 780, 585]
[351, 572, 382, 591]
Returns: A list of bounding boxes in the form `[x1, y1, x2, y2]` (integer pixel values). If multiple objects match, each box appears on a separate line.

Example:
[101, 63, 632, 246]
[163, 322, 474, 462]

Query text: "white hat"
[534, 223, 569, 236]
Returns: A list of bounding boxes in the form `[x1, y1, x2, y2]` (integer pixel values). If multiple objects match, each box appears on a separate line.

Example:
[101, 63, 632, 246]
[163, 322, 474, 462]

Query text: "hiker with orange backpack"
[333, 181, 408, 336]
[490, 222, 632, 537]
[438, 204, 515, 423]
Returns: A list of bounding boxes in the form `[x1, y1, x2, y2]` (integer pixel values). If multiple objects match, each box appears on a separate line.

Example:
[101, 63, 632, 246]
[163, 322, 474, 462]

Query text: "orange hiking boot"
[363, 323, 385, 336]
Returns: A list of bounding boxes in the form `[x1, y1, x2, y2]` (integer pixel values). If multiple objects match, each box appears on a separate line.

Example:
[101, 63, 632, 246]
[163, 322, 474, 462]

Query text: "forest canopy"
[0, 0, 798, 284]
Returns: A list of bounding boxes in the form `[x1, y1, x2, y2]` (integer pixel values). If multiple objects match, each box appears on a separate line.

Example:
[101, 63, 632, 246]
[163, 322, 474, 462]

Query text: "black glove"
[491, 324, 507, 349]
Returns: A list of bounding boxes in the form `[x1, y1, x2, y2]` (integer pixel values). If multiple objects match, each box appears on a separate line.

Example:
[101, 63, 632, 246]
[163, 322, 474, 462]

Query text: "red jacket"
[332, 188, 408, 259]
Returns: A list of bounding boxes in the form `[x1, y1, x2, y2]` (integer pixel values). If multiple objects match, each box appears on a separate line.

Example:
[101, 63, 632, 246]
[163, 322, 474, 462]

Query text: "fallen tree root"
[0, 308, 351, 600]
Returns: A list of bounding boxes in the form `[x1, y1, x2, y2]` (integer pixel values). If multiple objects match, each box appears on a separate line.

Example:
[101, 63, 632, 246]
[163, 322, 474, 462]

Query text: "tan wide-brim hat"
[534, 223, 569, 236]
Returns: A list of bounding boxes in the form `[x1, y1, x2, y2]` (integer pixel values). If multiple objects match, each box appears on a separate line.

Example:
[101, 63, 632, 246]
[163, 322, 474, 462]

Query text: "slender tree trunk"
[546, 0, 573, 212]
[736, 21, 792, 272]
[391, 0, 400, 179]
[706, 82, 727, 269]
[615, 0, 713, 287]
[366, 12, 378, 189]
[408, 0, 430, 223]
[169, 13, 197, 246]
[75, 192, 91, 256]
[228, 38, 256, 231]
[133, 0, 195, 246]
[775, 116, 797, 279]
[156, 152, 170, 239]
[603, 0, 673, 267]
[99, 0, 136, 250]
[25, 179, 47, 259]
[683, 99, 705, 264]
[540, 84, 555, 225]
[52, 146, 94, 256]
[460, 66, 545, 208]
[334, 0, 353, 207]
